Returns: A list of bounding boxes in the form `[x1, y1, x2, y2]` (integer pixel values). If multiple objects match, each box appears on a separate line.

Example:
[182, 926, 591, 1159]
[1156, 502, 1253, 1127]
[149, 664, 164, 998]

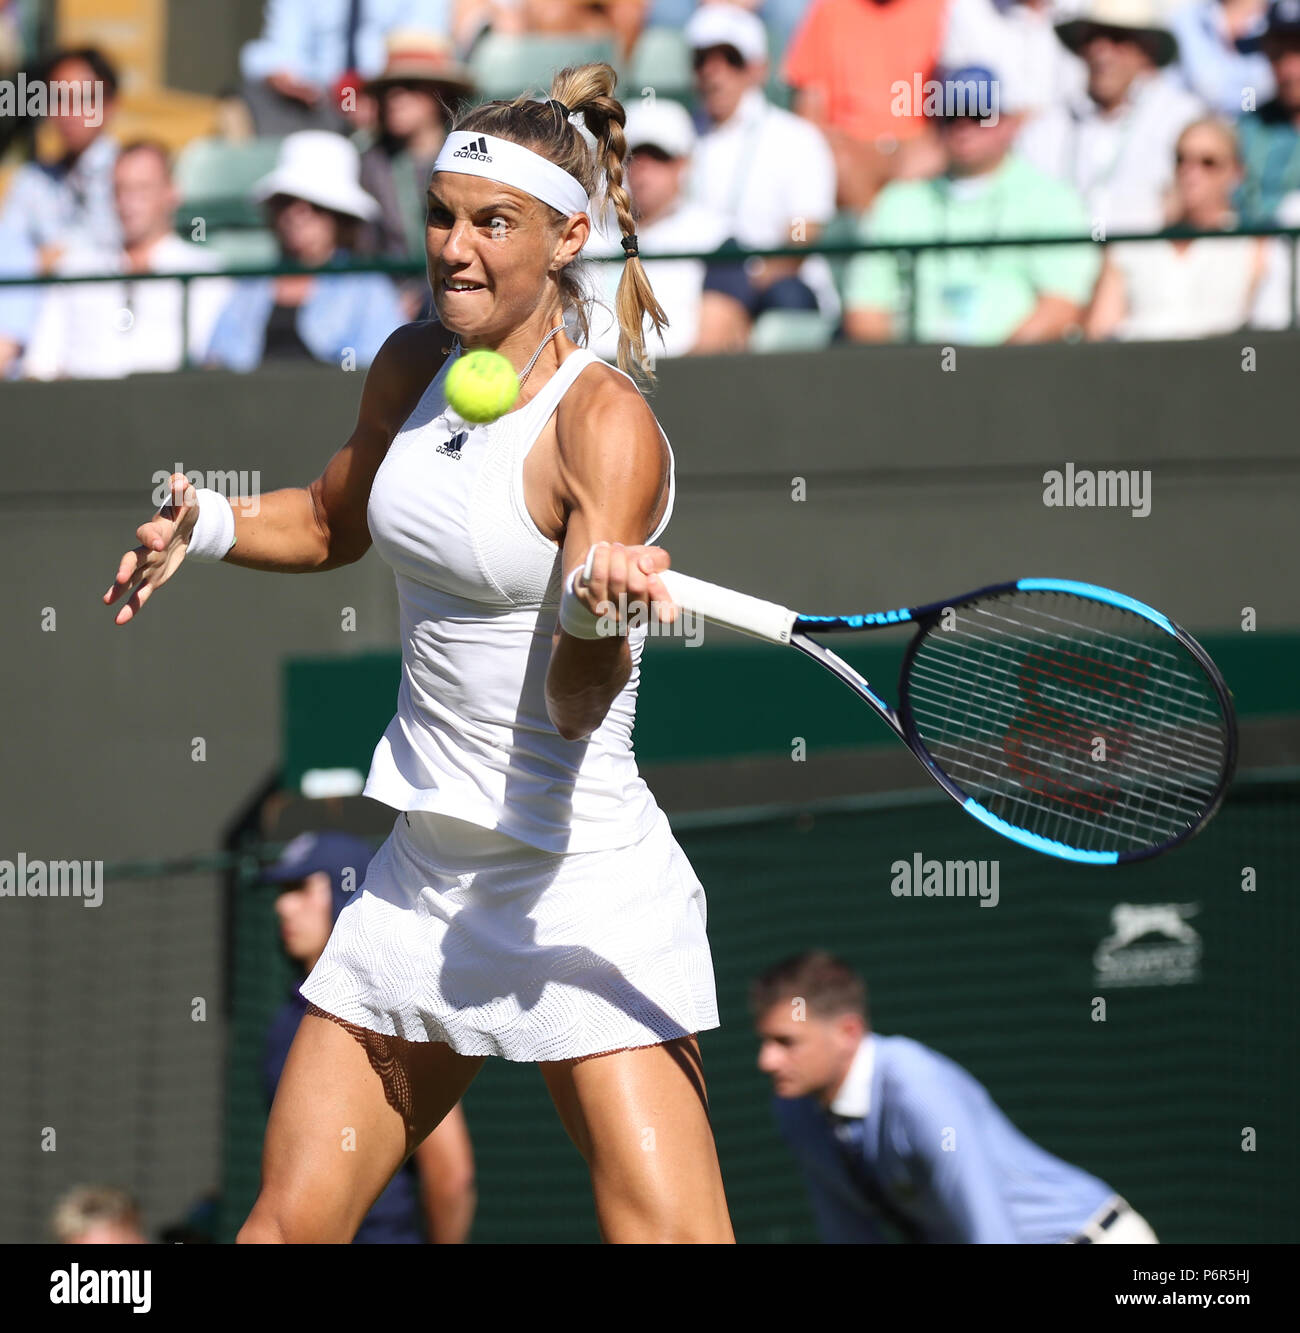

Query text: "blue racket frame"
[788, 578, 1238, 864]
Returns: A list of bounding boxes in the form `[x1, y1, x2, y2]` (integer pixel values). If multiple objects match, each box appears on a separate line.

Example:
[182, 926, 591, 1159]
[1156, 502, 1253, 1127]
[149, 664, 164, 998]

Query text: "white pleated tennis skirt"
[298, 805, 720, 1062]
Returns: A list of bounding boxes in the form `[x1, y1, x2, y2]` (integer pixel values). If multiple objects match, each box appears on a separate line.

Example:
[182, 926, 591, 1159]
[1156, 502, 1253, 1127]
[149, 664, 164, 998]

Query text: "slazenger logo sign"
[1093, 902, 1201, 988]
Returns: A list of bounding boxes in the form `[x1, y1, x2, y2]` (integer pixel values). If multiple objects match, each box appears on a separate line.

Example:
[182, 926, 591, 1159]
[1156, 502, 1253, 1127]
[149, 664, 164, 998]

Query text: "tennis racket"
[653, 572, 1237, 864]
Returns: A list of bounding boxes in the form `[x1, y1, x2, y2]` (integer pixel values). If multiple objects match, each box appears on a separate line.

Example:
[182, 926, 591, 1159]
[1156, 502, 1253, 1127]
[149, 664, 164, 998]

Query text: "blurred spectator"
[941, 0, 1089, 115]
[782, 0, 950, 212]
[844, 66, 1099, 344]
[214, 85, 258, 142]
[205, 132, 406, 371]
[51, 1185, 149, 1244]
[0, 0, 20, 72]
[1253, 183, 1300, 319]
[1087, 117, 1281, 336]
[344, 83, 383, 137]
[525, 0, 647, 60]
[1236, 0, 1300, 222]
[752, 951, 1158, 1244]
[453, 0, 647, 61]
[450, 0, 519, 52]
[642, 0, 816, 58]
[1170, 0, 1274, 115]
[685, 4, 841, 330]
[240, 0, 455, 134]
[358, 30, 474, 318]
[262, 832, 477, 1244]
[157, 1195, 219, 1244]
[0, 0, 28, 157]
[584, 98, 750, 356]
[0, 46, 120, 377]
[23, 143, 231, 380]
[1016, 0, 1205, 233]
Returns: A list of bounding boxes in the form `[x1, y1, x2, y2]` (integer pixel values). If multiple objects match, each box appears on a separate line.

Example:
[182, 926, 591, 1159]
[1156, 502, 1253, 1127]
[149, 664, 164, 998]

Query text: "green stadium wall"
[2, 338, 1297, 1243]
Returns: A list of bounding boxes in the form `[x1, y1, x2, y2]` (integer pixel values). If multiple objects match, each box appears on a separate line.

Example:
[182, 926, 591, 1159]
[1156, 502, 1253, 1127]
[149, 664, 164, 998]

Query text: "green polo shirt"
[844, 154, 1100, 344]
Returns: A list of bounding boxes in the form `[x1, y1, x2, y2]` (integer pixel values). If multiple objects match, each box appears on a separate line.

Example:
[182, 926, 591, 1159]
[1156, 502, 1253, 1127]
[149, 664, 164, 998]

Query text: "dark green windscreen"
[219, 774, 1297, 1243]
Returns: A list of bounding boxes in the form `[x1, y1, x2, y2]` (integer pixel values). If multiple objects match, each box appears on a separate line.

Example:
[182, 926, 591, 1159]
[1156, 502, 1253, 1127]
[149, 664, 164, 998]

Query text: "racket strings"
[904, 707, 1218, 834]
[903, 592, 1231, 854]
[907, 646, 1225, 757]
[909, 645, 1226, 785]
[931, 605, 1219, 717]
[945, 624, 1219, 849]
[907, 661, 1227, 774]
[947, 608, 1226, 846]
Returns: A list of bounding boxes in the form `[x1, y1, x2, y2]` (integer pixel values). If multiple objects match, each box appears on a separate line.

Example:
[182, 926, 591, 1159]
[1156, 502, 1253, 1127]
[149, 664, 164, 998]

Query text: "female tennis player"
[103, 64, 734, 1244]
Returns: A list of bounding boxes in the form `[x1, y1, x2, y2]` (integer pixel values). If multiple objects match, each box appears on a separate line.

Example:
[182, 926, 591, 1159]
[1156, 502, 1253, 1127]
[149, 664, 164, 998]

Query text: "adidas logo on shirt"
[453, 136, 492, 162]
[436, 430, 469, 458]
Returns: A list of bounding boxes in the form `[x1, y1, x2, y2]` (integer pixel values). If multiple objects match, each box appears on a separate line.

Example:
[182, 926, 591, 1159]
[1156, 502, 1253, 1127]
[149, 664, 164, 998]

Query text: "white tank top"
[363, 343, 675, 853]
[1111, 237, 1262, 340]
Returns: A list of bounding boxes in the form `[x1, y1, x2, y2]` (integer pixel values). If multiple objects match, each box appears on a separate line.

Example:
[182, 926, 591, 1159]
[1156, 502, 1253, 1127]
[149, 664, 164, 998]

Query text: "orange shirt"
[782, 0, 950, 145]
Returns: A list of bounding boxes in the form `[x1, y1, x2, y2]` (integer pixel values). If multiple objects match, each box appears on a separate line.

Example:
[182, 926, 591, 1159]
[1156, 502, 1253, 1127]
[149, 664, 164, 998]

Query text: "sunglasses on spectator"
[692, 45, 746, 71]
[629, 145, 676, 163]
[384, 80, 443, 95]
[1175, 151, 1232, 169]
[1078, 24, 1146, 46]
[268, 194, 335, 216]
[939, 111, 997, 127]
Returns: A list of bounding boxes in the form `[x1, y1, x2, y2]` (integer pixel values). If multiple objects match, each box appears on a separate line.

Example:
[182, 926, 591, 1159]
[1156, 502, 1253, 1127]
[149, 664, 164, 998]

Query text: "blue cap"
[935, 66, 1000, 120]
[1267, 0, 1300, 35]
[262, 830, 376, 922]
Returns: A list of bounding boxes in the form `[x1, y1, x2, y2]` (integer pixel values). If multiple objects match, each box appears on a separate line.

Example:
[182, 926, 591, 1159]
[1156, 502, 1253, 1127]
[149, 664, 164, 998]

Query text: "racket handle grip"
[658, 570, 798, 645]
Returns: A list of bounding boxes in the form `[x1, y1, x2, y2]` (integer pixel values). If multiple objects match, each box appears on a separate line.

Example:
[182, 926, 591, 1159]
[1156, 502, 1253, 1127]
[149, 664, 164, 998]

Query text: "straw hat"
[365, 30, 476, 98]
[252, 131, 381, 221]
[1056, 0, 1178, 67]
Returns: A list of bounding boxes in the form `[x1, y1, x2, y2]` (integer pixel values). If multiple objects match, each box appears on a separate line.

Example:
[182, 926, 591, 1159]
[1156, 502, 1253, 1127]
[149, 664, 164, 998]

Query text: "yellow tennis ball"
[445, 349, 520, 424]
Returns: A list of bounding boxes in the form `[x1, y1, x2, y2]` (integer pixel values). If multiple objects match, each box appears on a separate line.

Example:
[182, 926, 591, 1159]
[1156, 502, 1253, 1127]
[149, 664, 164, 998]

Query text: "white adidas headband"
[433, 130, 591, 218]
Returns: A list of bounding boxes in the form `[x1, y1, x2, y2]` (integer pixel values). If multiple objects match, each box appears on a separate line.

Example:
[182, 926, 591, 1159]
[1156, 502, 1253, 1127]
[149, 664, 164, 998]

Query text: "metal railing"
[2, 223, 1298, 370]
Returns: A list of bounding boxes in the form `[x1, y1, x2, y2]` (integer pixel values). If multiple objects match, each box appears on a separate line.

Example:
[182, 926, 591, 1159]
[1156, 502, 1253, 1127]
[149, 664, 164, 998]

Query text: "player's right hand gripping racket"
[655, 573, 1237, 864]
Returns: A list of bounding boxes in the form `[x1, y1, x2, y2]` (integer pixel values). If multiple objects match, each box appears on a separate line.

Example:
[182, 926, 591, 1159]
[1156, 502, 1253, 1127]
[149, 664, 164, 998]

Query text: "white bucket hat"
[1056, 0, 1179, 67]
[685, 4, 768, 65]
[624, 99, 696, 158]
[252, 131, 381, 221]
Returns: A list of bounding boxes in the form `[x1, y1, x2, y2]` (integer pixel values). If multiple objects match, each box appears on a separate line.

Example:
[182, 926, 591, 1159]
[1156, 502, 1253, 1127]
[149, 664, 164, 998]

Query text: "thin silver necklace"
[450, 322, 565, 396]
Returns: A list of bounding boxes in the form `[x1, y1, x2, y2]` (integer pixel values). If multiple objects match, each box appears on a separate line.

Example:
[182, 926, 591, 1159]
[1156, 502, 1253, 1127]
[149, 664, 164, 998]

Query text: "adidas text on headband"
[433, 131, 591, 219]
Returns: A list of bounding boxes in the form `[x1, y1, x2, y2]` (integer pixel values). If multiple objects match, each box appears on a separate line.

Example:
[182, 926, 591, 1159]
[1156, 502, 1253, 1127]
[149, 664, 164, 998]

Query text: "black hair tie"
[548, 98, 572, 119]
[620, 233, 640, 259]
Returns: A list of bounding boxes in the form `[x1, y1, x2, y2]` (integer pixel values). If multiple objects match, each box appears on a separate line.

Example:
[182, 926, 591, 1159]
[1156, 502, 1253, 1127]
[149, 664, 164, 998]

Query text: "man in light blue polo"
[752, 950, 1158, 1244]
[843, 65, 1100, 346]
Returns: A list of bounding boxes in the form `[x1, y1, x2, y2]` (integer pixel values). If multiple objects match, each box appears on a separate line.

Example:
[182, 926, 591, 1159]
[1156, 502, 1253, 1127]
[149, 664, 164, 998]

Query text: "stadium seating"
[173, 136, 283, 231]
[202, 229, 280, 269]
[748, 307, 836, 352]
[628, 28, 693, 105]
[468, 34, 620, 102]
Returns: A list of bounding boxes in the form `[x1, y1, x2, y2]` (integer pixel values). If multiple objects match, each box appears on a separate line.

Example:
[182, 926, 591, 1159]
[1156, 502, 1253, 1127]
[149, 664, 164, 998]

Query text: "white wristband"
[184, 487, 237, 562]
[560, 564, 614, 639]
